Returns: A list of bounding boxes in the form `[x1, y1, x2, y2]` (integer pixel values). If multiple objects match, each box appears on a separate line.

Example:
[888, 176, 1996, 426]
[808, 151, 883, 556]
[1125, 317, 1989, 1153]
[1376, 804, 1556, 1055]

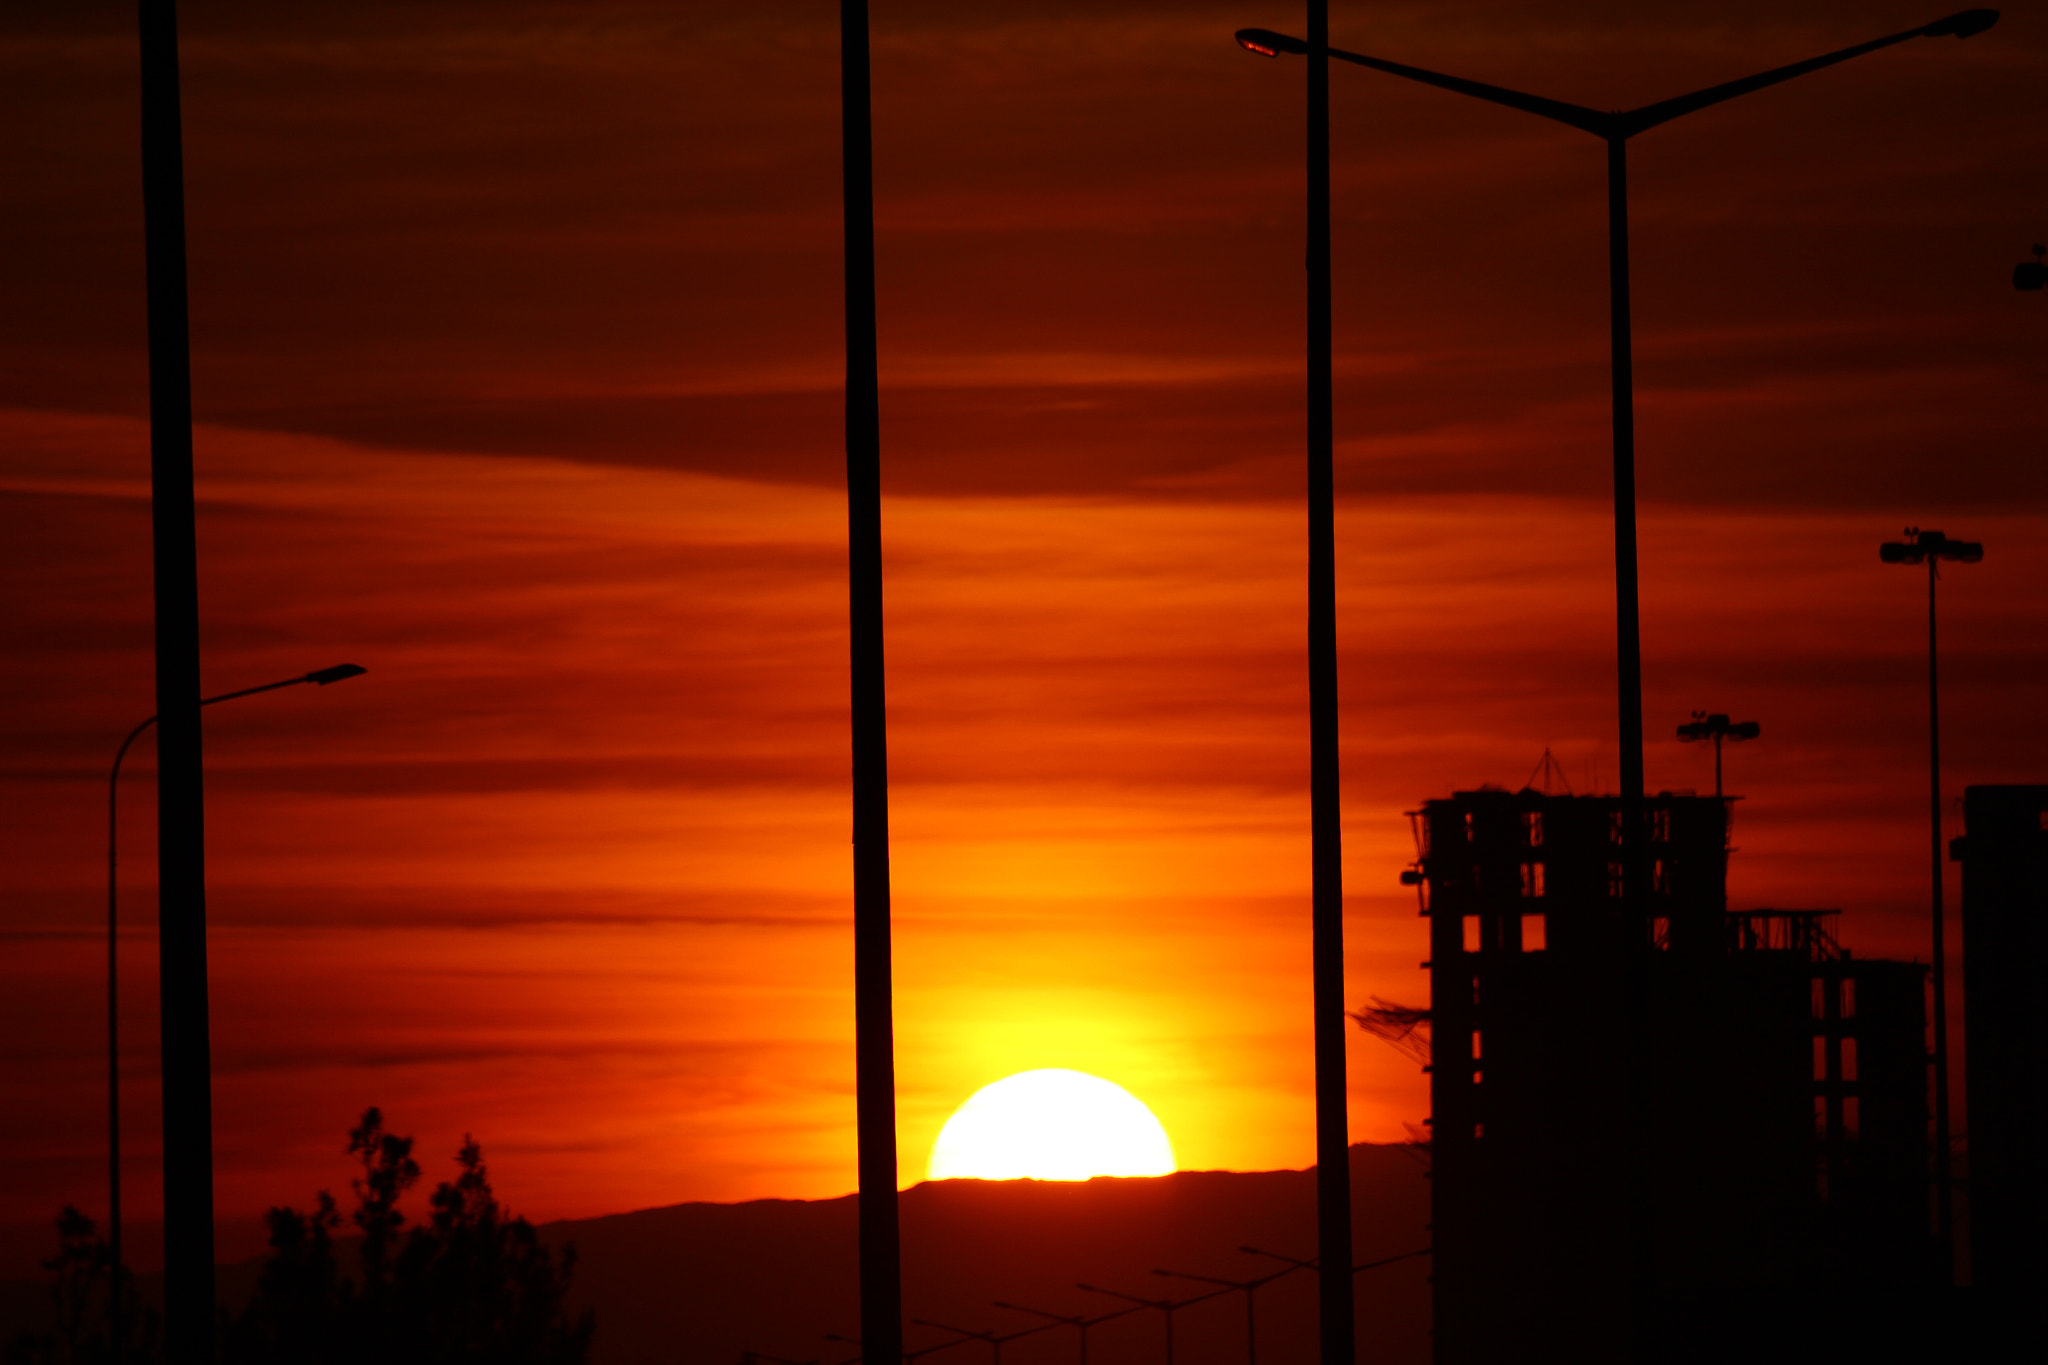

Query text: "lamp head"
[1730, 722, 1761, 741]
[2017, 246, 2047, 292]
[305, 663, 368, 685]
[1921, 9, 1999, 38]
[1235, 28, 1306, 57]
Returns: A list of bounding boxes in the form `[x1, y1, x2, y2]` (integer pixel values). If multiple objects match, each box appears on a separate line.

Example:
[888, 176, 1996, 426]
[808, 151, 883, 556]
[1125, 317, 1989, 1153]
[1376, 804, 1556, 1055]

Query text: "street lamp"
[1154, 1266, 1290, 1365]
[1675, 712, 1760, 800]
[105, 662, 366, 1351]
[993, 1300, 1132, 1365]
[911, 1319, 1044, 1365]
[1880, 526, 1982, 1276]
[1076, 1283, 1200, 1365]
[1235, 9, 1998, 1346]
[1234, 6, 1999, 909]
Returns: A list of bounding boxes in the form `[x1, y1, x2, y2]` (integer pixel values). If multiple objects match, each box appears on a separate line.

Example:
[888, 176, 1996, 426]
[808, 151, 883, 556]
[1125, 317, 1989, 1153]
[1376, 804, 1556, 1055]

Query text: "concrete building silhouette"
[1406, 787, 1935, 1364]
[1954, 785, 2048, 1326]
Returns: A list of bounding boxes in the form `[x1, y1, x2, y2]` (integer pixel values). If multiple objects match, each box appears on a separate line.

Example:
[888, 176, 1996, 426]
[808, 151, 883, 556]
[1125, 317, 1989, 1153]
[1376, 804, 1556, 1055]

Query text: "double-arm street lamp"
[993, 1299, 1135, 1365]
[1235, 10, 1998, 1352]
[104, 663, 366, 1348]
[1076, 1283, 1204, 1365]
[1154, 1266, 1292, 1365]
[1880, 527, 1982, 1275]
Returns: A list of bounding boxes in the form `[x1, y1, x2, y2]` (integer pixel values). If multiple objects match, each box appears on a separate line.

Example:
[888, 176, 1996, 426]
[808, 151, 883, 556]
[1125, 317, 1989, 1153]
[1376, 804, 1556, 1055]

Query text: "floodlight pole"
[842, 3, 902, 1364]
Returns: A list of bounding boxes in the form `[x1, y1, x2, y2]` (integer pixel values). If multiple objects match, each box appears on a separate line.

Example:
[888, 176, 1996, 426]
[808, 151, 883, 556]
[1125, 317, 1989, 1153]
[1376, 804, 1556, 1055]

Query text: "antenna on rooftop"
[1524, 747, 1573, 796]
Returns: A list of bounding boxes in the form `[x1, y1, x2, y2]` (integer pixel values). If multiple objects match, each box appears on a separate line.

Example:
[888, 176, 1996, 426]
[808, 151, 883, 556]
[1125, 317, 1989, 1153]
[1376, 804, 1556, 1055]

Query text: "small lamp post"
[1676, 712, 1760, 799]
[1076, 1284, 1197, 1365]
[1880, 527, 1981, 1278]
[1154, 1267, 1289, 1365]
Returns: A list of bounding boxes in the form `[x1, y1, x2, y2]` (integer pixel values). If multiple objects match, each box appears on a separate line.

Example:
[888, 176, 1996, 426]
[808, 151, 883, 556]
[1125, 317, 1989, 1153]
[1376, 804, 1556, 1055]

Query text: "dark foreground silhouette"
[6, 1143, 1427, 1365]
[8, 1110, 592, 1365]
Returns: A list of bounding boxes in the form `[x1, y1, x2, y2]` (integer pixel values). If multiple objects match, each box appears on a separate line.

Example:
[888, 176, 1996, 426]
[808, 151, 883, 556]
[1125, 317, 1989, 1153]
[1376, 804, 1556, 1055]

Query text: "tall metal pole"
[1605, 134, 1656, 1361]
[841, 4, 902, 1363]
[138, 3, 213, 1361]
[1304, 5, 1354, 1364]
[1926, 554, 1954, 1272]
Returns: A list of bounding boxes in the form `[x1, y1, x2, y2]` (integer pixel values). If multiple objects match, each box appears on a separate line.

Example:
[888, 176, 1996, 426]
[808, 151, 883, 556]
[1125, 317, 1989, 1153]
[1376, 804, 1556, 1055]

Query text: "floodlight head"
[1880, 542, 1923, 564]
[1731, 721, 1761, 741]
[1236, 28, 1306, 57]
[305, 663, 368, 685]
[1921, 9, 1999, 38]
[1938, 539, 1985, 563]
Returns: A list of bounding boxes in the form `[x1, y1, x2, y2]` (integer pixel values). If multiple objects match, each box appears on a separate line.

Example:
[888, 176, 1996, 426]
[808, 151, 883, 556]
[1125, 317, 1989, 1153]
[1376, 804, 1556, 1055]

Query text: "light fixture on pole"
[105, 662, 366, 1355]
[1880, 526, 1982, 1280]
[1675, 712, 1760, 799]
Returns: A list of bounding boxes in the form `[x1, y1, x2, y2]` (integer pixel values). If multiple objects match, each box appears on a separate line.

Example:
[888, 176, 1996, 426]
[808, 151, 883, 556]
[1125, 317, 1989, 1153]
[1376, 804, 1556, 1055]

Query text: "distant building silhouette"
[1409, 787, 1935, 1364]
[1954, 785, 2048, 1325]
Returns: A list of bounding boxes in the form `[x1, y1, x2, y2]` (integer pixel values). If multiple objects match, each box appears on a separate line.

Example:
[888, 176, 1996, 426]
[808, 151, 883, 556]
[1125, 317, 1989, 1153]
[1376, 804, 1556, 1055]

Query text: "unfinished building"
[1405, 787, 1933, 1364]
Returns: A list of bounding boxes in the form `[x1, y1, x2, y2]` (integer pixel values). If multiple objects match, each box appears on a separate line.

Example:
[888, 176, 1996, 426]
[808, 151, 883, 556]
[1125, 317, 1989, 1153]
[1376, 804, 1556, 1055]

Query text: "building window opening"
[1524, 914, 1547, 952]
[1463, 916, 1482, 954]
[1521, 861, 1545, 898]
[1841, 1037, 1857, 1082]
[1813, 1035, 1828, 1081]
[1841, 978, 1856, 1019]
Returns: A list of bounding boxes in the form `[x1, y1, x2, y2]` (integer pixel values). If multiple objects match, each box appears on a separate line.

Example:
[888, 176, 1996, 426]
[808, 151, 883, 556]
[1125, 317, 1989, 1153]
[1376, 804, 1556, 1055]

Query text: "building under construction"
[1402, 787, 1934, 1364]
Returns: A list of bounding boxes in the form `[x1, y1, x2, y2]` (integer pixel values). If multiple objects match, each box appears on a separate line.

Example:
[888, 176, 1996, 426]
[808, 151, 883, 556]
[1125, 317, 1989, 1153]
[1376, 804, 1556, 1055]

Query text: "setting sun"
[926, 1069, 1178, 1182]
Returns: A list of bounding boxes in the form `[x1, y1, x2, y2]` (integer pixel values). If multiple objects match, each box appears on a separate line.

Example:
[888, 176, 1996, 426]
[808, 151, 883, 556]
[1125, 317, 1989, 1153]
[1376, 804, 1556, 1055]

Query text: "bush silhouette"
[224, 1108, 595, 1365]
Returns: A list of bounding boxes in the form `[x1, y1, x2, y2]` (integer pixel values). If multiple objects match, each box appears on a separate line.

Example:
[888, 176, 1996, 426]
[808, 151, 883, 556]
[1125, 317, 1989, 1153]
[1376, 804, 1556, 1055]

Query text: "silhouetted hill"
[542, 1144, 1430, 1365]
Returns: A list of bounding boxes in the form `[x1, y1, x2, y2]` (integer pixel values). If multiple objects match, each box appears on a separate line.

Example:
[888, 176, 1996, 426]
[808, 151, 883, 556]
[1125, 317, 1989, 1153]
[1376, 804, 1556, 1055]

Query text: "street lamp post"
[1880, 527, 1982, 1277]
[1077, 1284, 1198, 1365]
[840, 4, 902, 1364]
[104, 663, 366, 1353]
[1235, 10, 1998, 1347]
[993, 1301, 1131, 1365]
[1154, 1267, 1288, 1365]
[1675, 712, 1760, 800]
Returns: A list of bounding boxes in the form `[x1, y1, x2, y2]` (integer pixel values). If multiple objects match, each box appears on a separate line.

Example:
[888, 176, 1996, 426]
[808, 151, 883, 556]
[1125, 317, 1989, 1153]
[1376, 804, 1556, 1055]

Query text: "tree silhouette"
[4, 1207, 157, 1365]
[224, 1108, 595, 1365]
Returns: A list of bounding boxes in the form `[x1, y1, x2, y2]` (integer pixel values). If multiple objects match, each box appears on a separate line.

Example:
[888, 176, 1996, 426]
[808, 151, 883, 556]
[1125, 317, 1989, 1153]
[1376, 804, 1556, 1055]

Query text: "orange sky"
[3, 1, 2045, 1274]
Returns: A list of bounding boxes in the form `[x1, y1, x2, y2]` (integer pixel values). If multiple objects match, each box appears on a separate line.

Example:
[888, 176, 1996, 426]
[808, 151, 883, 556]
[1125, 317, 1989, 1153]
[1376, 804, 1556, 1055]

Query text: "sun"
[926, 1069, 1178, 1182]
